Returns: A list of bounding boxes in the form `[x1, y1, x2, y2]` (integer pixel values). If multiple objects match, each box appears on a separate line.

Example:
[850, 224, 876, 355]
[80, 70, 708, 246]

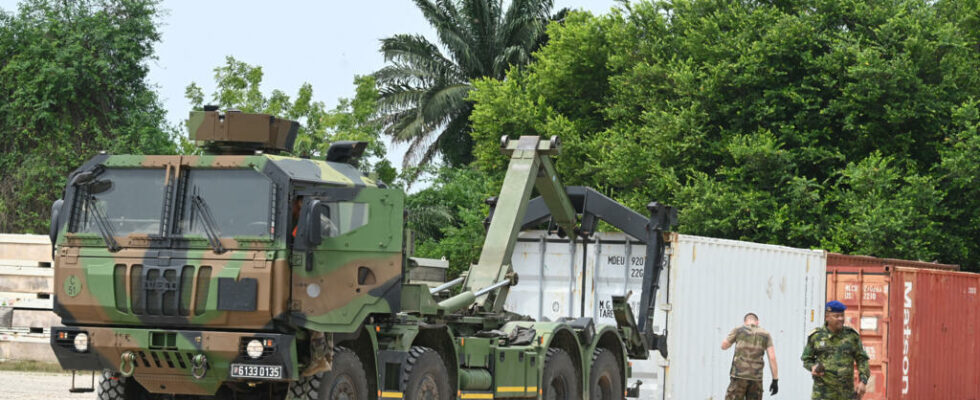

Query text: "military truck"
[47, 109, 675, 400]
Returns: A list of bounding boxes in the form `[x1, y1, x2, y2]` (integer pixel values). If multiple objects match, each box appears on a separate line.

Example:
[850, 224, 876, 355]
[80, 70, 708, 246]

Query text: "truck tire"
[289, 347, 368, 400]
[589, 348, 622, 400]
[98, 369, 147, 400]
[542, 348, 580, 400]
[402, 346, 450, 400]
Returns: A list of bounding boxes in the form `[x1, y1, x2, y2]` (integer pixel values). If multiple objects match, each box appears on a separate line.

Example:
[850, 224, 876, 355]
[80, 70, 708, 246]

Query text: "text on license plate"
[230, 364, 282, 379]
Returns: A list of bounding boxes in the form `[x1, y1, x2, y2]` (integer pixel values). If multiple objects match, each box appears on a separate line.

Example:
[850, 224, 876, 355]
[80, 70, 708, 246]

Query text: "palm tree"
[374, 0, 559, 172]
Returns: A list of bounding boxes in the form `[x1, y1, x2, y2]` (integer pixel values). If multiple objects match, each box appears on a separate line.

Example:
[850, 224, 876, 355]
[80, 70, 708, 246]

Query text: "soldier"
[721, 312, 779, 400]
[801, 301, 870, 399]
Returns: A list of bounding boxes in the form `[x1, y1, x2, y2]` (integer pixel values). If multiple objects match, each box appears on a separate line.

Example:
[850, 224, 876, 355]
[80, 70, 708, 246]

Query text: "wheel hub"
[328, 373, 358, 400]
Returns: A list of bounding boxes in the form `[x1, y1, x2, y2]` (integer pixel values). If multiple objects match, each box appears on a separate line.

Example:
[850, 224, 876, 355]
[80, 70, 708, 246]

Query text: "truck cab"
[49, 110, 403, 397]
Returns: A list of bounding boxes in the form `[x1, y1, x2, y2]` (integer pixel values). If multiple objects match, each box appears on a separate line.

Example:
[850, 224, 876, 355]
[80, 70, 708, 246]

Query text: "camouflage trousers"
[811, 381, 858, 400]
[725, 377, 763, 400]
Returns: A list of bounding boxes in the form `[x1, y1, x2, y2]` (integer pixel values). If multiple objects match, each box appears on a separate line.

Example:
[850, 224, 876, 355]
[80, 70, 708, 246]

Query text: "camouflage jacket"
[726, 324, 772, 380]
[801, 325, 870, 391]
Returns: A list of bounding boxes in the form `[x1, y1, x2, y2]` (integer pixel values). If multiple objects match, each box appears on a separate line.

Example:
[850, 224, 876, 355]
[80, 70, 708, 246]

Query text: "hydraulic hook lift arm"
[438, 135, 676, 360]
[519, 187, 677, 359]
[444, 136, 579, 314]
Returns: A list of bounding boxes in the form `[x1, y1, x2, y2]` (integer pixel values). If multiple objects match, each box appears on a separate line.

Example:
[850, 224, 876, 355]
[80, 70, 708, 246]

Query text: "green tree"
[408, 167, 494, 277]
[374, 0, 559, 173]
[0, 0, 175, 233]
[469, 0, 980, 269]
[186, 57, 395, 182]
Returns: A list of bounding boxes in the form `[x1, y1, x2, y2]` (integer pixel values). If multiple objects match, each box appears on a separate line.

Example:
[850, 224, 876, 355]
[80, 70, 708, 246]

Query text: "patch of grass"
[0, 359, 67, 373]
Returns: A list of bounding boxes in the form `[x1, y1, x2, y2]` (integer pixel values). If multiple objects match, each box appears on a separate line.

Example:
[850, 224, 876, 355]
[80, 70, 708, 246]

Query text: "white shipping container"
[509, 232, 826, 400]
[506, 232, 585, 322]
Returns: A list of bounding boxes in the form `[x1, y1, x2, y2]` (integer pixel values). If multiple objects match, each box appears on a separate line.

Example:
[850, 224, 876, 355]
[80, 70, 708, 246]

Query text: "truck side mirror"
[306, 200, 323, 246]
[49, 199, 64, 251]
[297, 199, 331, 250]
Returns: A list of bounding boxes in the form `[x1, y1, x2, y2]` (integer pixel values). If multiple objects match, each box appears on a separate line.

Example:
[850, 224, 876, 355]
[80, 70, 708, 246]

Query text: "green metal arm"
[460, 136, 578, 313]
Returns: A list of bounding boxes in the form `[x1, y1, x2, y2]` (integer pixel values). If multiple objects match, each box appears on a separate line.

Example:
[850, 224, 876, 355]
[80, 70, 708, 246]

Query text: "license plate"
[230, 364, 282, 379]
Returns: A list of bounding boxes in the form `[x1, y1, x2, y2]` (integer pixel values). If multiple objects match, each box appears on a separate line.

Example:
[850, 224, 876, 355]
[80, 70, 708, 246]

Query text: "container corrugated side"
[888, 268, 980, 400]
[654, 234, 825, 400]
[506, 232, 585, 322]
[508, 231, 826, 400]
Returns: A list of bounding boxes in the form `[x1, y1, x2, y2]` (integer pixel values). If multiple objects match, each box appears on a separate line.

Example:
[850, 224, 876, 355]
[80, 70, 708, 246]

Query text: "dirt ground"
[0, 370, 97, 400]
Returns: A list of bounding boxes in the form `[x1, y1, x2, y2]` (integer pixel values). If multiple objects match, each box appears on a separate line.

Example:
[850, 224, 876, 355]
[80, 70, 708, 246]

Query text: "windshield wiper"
[84, 194, 120, 252]
[191, 194, 226, 254]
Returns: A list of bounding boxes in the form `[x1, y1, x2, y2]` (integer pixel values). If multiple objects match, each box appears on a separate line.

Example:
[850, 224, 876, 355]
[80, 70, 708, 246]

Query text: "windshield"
[177, 169, 274, 238]
[71, 168, 167, 235]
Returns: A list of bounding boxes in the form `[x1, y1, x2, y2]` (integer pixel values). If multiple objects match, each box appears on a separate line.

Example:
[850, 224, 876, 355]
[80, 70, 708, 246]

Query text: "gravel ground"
[0, 370, 98, 400]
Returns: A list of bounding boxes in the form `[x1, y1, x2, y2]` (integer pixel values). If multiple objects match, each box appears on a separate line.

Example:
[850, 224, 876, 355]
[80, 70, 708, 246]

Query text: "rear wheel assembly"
[589, 348, 622, 400]
[541, 348, 580, 400]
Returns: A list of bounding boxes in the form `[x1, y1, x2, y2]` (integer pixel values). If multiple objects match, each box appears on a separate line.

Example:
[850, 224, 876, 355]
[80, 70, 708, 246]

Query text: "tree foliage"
[185, 57, 395, 183]
[408, 167, 494, 277]
[468, 0, 980, 269]
[0, 0, 174, 233]
[374, 0, 559, 174]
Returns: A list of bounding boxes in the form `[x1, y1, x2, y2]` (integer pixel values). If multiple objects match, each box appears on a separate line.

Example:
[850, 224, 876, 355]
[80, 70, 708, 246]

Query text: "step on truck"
[47, 109, 676, 400]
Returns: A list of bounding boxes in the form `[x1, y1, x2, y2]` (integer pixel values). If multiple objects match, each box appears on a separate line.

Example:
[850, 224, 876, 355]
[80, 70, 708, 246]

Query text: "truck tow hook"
[191, 354, 209, 379]
[119, 351, 137, 377]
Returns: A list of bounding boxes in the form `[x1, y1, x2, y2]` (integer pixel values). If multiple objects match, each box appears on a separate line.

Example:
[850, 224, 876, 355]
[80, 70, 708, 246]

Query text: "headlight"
[246, 339, 264, 359]
[73, 332, 89, 352]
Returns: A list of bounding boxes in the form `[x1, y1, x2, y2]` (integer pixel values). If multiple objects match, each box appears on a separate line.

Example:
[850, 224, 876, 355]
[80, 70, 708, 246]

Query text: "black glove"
[769, 379, 778, 395]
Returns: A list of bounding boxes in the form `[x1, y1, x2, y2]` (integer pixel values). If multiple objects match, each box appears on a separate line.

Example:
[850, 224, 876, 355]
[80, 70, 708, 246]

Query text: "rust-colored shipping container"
[827, 253, 959, 271]
[827, 256, 978, 400]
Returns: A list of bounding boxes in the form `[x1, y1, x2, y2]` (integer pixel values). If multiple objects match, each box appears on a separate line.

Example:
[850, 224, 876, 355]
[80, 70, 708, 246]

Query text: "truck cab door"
[290, 186, 404, 333]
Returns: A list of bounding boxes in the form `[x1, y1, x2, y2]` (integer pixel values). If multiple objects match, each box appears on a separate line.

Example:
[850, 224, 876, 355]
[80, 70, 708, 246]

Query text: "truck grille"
[135, 350, 198, 370]
[113, 264, 212, 316]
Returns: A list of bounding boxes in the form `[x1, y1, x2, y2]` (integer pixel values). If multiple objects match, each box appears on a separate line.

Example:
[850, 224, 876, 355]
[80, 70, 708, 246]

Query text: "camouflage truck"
[48, 109, 675, 400]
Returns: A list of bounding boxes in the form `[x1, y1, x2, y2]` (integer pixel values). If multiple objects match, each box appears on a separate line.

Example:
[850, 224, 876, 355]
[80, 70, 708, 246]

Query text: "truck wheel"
[289, 347, 368, 400]
[98, 369, 147, 400]
[542, 348, 580, 400]
[589, 349, 622, 400]
[402, 346, 450, 400]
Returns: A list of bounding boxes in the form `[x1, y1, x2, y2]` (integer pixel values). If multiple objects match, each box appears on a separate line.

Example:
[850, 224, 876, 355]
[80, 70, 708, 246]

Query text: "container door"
[661, 234, 824, 400]
[887, 268, 980, 400]
[826, 267, 889, 400]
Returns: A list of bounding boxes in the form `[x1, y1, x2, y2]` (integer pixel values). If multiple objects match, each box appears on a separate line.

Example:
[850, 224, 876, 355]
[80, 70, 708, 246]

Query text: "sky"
[0, 0, 620, 170]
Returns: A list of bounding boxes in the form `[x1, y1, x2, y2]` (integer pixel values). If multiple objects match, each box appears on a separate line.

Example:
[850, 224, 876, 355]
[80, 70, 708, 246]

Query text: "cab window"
[316, 202, 370, 238]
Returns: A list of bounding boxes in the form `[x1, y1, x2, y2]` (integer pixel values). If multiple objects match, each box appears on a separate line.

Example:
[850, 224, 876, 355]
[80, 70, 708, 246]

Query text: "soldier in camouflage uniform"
[721, 313, 779, 400]
[801, 301, 870, 399]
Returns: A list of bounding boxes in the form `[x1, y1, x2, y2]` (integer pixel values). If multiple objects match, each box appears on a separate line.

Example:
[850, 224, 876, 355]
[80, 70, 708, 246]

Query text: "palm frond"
[379, 35, 464, 81]
[419, 84, 470, 123]
[415, 0, 482, 74]
[375, 0, 556, 168]
[404, 129, 441, 170]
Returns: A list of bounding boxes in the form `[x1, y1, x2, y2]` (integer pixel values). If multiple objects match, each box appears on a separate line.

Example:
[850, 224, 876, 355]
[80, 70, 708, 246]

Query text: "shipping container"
[827, 252, 959, 272]
[508, 232, 826, 399]
[826, 260, 979, 400]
